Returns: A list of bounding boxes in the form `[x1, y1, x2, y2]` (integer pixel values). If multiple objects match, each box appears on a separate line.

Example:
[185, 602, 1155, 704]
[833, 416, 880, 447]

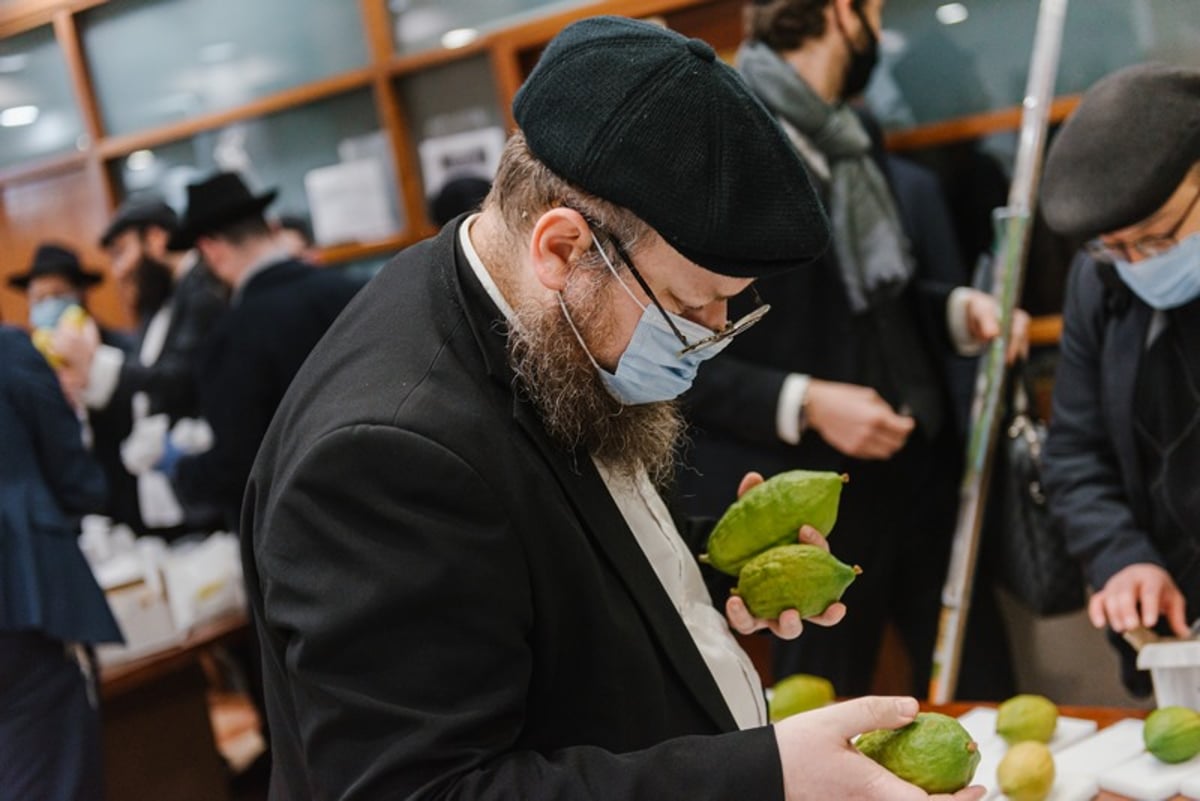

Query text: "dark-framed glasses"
[1085, 185, 1200, 263]
[603, 233, 770, 356]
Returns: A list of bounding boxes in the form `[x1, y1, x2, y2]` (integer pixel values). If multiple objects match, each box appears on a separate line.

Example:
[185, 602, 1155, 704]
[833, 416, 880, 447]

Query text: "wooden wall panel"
[0, 165, 129, 330]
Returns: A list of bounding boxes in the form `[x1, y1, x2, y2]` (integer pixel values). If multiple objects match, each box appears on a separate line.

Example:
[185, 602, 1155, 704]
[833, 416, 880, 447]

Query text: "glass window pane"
[0, 25, 84, 168]
[111, 89, 403, 247]
[869, 0, 1200, 130]
[397, 54, 504, 217]
[82, 0, 369, 136]
[390, 0, 585, 55]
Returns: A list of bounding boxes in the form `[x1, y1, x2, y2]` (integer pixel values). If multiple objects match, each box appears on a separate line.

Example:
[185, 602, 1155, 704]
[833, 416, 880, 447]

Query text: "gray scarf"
[737, 40, 913, 312]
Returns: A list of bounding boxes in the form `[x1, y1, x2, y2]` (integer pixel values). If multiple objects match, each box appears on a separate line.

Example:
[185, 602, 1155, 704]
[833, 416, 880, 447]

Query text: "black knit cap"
[1042, 62, 1200, 239]
[512, 15, 828, 278]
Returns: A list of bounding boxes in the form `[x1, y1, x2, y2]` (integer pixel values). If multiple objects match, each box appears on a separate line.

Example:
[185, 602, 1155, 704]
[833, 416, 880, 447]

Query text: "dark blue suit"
[0, 326, 122, 800]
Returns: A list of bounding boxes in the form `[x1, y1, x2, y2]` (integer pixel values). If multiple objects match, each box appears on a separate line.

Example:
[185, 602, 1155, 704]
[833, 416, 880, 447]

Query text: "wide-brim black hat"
[168, 171, 278, 251]
[512, 15, 828, 278]
[100, 195, 180, 248]
[1042, 62, 1200, 239]
[8, 243, 104, 290]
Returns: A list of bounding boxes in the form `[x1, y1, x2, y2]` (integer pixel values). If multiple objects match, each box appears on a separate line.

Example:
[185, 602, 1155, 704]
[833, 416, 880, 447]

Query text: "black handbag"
[989, 364, 1087, 616]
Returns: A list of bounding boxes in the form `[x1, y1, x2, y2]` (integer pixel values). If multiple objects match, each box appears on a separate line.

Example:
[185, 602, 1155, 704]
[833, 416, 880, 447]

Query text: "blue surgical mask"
[1113, 233, 1200, 310]
[30, 295, 79, 330]
[558, 244, 731, 406]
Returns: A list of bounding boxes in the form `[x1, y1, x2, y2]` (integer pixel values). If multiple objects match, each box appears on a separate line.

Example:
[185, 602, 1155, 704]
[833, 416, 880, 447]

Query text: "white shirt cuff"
[83, 344, 124, 409]
[947, 287, 988, 357]
[776, 373, 811, 446]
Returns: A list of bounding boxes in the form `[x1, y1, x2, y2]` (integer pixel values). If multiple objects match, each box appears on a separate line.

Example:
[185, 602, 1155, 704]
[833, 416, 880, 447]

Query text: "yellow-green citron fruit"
[705, 470, 848, 576]
[997, 741, 1055, 801]
[732, 544, 860, 620]
[996, 694, 1058, 745]
[1144, 706, 1200, 764]
[768, 674, 835, 722]
[856, 712, 981, 794]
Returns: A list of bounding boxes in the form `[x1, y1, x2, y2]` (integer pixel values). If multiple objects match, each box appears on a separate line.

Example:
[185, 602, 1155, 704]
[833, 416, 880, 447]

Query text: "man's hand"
[1088, 563, 1190, 637]
[962, 289, 1031, 365]
[724, 472, 847, 639]
[805, 380, 914, 460]
[775, 696, 986, 801]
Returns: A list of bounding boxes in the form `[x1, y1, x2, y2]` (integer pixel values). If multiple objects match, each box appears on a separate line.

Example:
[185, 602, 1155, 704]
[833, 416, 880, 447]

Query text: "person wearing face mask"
[52, 197, 229, 536]
[1041, 63, 1200, 696]
[241, 17, 985, 801]
[678, 0, 1026, 700]
[8, 244, 141, 530]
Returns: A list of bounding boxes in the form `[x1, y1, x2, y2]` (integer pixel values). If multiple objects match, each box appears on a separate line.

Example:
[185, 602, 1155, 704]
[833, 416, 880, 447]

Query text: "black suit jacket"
[174, 258, 361, 530]
[118, 259, 228, 422]
[681, 219, 955, 517]
[1043, 255, 1164, 591]
[242, 222, 782, 801]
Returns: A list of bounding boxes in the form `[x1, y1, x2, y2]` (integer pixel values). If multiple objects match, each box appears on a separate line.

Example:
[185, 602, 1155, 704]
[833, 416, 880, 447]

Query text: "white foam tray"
[1099, 749, 1200, 801]
[953, 706, 1128, 800]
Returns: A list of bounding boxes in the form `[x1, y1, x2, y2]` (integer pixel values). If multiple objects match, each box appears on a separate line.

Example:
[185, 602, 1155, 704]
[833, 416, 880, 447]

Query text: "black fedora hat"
[8, 243, 104, 290]
[168, 171, 278, 251]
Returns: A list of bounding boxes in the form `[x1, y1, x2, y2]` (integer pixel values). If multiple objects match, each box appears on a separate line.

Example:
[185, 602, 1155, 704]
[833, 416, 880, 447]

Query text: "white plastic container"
[1137, 640, 1200, 709]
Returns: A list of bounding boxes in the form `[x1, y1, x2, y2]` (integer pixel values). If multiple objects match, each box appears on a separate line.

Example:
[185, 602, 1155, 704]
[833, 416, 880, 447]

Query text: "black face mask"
[840, 6, 880, 100]
[134, 254, 174, 322]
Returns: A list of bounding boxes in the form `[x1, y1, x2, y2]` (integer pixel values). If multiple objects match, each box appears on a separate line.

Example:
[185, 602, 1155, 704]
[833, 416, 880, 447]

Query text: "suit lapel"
[512, 403, 739, 733]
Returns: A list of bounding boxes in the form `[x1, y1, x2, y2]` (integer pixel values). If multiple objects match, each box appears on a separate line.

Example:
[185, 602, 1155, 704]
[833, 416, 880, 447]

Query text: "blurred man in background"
[159, 172, 362, 532]
[55, 196, 228, 535]
[679, 0, 1025, 699]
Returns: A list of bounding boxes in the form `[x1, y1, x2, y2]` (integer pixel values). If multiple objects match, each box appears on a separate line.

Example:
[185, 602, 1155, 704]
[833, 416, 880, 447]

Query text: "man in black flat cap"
[52, 196, 229, 534]
[243, 15, 983, 801]
[1042, 62, 1200, 695]
[159, 172, 362, 533]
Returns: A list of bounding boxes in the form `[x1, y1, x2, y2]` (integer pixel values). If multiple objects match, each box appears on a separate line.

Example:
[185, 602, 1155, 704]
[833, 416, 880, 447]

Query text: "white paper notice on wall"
[305, 158, 399, 246]
[418, 126, 506, 199]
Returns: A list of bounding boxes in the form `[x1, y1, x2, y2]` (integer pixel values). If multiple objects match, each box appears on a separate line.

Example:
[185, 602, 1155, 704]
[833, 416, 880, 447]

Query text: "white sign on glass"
[304, 158, 400, 246]
[418, 125, 506, 200]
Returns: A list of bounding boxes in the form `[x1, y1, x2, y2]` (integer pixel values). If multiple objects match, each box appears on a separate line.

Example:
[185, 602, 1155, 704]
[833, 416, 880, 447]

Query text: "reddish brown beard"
[503, 273, 684, 488]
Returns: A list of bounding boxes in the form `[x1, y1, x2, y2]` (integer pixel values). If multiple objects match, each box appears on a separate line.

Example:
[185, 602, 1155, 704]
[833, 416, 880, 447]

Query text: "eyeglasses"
[1085, 185, 1200, 263]
[600, 231, 770, 356]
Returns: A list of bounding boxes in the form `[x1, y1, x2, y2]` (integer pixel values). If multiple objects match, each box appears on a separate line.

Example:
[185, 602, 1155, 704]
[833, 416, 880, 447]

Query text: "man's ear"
[528, 207, 594, 292]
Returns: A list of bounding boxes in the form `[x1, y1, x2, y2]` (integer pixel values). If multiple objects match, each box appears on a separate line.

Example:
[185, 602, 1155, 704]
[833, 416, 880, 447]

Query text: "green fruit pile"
[768, 673, 836, 722]
[996, 694, 1059, 745]
[857, 712, 981, 793]
[703, 471, 858, 622]
[997, 741, 1055, 801]
[1144, 706, 1200, 764]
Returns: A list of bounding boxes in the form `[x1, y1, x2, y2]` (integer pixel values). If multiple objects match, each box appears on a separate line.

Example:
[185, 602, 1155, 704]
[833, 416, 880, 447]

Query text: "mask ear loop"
[557, 236, 647, 373]
[557, 291, 608, 375]
[591, 237, 647, 310]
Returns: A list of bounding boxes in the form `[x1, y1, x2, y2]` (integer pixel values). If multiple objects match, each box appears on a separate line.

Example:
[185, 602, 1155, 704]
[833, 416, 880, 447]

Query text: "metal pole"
[928, 0, 1070, 704]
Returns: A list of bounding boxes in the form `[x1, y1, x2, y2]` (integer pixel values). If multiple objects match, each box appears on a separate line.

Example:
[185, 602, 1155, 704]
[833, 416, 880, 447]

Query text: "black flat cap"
[513, 15, 828, 278]
[1042, 62, 1200, 239]
[100, 195, 179, 248]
